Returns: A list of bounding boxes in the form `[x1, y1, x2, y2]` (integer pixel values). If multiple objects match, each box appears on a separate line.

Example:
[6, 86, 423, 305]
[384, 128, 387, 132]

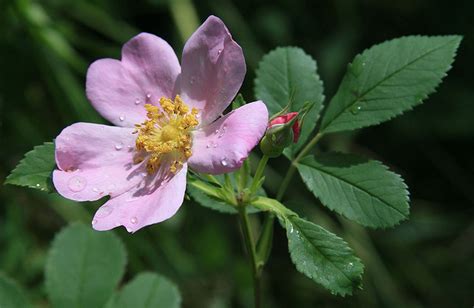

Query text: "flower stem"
[238, 203, 261, 308]
[277, 132, 324, 201]
[256, 132, 325, 279]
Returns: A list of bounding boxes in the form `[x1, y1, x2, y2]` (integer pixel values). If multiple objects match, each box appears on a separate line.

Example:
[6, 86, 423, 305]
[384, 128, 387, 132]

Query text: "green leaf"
[45, 224, 127, 308]
[5, 142, 56, 192]
[254, 47, 325, 158]
[285, 216, 364, 296]
[187, 182, 237, 214]
[187, 175, 262, 214]
[320, 36, 462, 133]
[297, 153, 409, 228]
[106, 273, 181, 308]
[0, 274, 31, 308]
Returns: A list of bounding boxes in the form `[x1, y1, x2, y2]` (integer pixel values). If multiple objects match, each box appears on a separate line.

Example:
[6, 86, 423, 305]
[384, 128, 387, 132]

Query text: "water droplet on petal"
[146, 93, 152, 100]
[350, 104, 362, 115]
[95, 206, 113, 218]
[206, 144, 211, 149]
[135, 98, 141, 105]
[92, 187, 99, 192]
[92, 219, 97, 225]
[119, 115, 125, 122]
[68, 176, 87, 192]
[221, 158, 228, 166]
[130, 217, 138, 224]
[215, 129, 219, 134]
[189, 76, 195, 85]
[115, 143, 123, 150]
[217, 49, 222, 55]
[213, 143, 217, 148]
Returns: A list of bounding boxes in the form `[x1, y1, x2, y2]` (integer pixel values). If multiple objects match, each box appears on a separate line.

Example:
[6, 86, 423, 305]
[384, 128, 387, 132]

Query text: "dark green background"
[1, 0, 473, 307]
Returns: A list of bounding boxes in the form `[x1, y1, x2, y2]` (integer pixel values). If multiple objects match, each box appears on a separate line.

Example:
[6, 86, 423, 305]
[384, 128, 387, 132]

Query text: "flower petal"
[53, 123, 144, 201]
[179, 15, 245, 125]
[86, 33, 180, 127]
[92, 164, 187, 233]
[188, 101, 268, 174]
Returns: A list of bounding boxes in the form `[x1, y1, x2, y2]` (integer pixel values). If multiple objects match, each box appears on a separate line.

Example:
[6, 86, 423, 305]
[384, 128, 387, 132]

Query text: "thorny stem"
[238, 202, 261, 308]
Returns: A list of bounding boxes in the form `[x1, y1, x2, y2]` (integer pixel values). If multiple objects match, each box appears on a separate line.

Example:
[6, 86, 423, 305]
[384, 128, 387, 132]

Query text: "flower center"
[134, 95, 199, 174]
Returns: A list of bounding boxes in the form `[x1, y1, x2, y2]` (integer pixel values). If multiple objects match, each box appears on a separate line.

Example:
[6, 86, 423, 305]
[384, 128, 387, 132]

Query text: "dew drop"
[130, 217, 138, 224]
[215, 129, 220, 134]
[135, 98, 141, 105]
[349, 262, 354, 267]
[68, 176, 87, 192]
[35, 183, 40, 187]
[206, 144, 211, 149]
[115, 143, 123, 150]
[289, 225, 294, 234]
[217, 49, 222, 55]
[213, 143, 218, 148]
[221, 158, 228, 166]
[350, 104, 362, 115]
[119, 115, 125, 122]
[92, 187, 99, 192]
[146, 93, 152, 100]
[189, 76, 195, 85]
[95, 206, 113, 218]
[92, 219, 97, 225]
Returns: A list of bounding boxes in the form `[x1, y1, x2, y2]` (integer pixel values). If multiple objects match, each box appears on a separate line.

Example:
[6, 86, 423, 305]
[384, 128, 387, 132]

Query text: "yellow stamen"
[134, 95, 199, 174]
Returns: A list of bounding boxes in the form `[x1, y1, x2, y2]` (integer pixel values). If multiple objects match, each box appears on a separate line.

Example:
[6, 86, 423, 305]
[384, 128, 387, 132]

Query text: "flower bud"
[260, 112, 300, 157]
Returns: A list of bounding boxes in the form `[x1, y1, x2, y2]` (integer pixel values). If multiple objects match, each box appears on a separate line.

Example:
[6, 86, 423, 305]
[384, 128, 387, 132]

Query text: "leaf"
[297, 153, 409, 228]
[45, 224, 127, 308]
[254, 47, 325, 158]
[105, 273, 181, 308]
[187, 183, 237, 214]
[0, 274, 31, 308]
[320, 35, 462, 133]
[285, 216, 364, 296]
[5, 142, 56, 192]
[187, 175, 262, 214]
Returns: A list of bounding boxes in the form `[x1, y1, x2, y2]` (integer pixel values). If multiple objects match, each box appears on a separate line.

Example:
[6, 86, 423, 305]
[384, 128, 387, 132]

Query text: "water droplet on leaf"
[350, 104, 362, 115]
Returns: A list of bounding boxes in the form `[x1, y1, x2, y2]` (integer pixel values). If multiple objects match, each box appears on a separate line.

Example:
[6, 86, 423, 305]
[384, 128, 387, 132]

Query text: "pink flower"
[52, 16, 269, 233]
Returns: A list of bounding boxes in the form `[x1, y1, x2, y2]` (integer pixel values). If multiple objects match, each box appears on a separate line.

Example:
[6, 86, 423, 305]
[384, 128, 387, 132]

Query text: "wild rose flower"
[53, 16, 269, 232]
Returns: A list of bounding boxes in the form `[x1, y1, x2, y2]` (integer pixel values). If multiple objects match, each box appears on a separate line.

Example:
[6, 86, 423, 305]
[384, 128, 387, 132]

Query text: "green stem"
[257, 132, 325, 277]
[238, 204, 261, 308]
[277, 132, 324, 201]
[249, 155, 269, 194]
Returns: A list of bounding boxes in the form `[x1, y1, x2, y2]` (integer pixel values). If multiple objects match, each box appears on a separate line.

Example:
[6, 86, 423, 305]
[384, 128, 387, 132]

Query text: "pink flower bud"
[268, 112, 300, 143]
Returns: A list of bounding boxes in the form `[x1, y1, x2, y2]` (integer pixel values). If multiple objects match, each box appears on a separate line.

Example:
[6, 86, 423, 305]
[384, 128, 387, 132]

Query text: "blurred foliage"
[1, 0, 473, 307]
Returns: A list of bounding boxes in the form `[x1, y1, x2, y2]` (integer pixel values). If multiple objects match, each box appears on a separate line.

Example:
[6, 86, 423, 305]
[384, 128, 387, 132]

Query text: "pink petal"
[53, 123, 144, 201]
[179, 16, 245, 126]
[86, 33, 181, 127]
[188, 101, 268, 174]
[92, 164, 188, 233]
